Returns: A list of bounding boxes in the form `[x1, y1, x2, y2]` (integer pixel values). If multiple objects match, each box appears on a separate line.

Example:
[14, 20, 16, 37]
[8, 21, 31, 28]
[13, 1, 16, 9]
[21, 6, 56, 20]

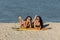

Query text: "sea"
[0, 0, 60, 22]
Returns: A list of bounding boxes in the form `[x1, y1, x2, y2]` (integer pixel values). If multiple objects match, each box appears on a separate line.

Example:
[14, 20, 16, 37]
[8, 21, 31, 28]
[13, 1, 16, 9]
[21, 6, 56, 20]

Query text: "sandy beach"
[0, 22, 60, 40]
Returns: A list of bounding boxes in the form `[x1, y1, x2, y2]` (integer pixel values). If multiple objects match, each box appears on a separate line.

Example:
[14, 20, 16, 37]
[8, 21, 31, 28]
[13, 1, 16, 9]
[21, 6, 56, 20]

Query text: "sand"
[0, 22, 60, 40]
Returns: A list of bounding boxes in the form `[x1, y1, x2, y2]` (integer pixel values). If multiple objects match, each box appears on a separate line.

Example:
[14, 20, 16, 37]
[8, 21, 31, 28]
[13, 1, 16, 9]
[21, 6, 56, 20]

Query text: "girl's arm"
[34, 21, 36, 28]
[32, 15, 37, 22]
[30, 22, 32, 28]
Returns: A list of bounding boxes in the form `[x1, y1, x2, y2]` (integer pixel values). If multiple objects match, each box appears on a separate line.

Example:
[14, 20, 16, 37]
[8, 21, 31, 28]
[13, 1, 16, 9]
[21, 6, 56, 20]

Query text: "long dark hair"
[25, 16, 32, 28]
[25, 16, 32, 21]
[36, 16, 43, 28]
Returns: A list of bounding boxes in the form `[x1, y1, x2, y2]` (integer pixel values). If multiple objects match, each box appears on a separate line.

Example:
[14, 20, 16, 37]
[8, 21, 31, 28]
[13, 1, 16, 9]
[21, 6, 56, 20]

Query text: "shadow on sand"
[41, 24, 52, 30]
[43, 24, 49, 28]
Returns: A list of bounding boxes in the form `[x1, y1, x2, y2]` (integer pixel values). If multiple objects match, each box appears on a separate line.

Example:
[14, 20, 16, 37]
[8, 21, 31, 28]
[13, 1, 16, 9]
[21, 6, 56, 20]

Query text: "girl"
[19, 16, 32, 28]
[33, 16, 43, 30]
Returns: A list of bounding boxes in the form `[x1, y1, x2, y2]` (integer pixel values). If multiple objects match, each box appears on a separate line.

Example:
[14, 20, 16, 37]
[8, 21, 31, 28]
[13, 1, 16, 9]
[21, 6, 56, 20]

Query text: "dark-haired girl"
[24, 16, 32, 28]
[19, 16, 32, 28]
[33, 15, 43, 30]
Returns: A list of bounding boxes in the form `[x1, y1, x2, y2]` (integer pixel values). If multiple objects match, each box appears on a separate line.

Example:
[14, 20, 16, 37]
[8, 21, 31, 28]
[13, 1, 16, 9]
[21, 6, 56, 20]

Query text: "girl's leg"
[18, 16, 24, 28]
[32, 15, 37, 22]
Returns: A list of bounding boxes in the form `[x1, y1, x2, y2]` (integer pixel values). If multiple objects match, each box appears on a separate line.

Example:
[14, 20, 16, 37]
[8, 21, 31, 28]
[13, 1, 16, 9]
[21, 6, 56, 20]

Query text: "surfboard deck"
[18, 28, 40, 30]
[12, 27, 41, 31]
[12, 27, 51, 31]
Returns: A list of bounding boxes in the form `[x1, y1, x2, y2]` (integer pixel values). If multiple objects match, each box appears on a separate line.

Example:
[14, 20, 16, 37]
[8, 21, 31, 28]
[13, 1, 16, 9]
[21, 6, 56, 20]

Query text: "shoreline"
[0, 22, 60, 23]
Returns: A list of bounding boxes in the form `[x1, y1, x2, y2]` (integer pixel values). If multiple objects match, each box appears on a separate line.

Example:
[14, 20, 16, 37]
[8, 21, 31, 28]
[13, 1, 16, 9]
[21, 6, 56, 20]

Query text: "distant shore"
[0, 22, 60, 40]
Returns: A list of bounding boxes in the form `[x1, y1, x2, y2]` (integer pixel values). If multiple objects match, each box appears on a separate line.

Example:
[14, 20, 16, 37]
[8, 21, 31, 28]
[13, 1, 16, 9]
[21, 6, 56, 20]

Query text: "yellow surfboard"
[17, 28, 40, 31]
[12, 27, 51, 31]
[12, 27, 40, 31]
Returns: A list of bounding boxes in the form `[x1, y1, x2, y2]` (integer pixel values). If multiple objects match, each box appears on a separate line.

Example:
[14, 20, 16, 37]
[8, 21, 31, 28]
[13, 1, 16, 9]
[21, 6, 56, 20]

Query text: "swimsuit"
[36, 25, 40, 27]
[26, 22, 31, 28]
